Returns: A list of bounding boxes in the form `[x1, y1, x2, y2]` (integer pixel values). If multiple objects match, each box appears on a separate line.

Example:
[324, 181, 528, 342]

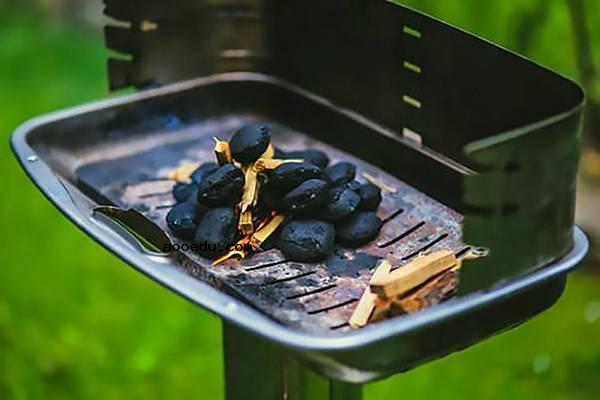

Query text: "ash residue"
[326, 249, 380, 278]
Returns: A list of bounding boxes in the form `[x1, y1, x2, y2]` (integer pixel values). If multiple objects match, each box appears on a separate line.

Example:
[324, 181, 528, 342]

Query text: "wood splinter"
[253, 158, 303, 172]
[238, 209, 254, 236]
[213, 137, 232, 165]
[212, 237, 251, 265]
[240, 166, 259, 213]
[363, 172, 397, 193]
[250, 214, 285, 250]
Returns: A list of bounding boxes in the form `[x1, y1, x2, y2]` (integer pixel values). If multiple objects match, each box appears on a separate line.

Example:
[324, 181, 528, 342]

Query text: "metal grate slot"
[307, 299, 359, 315]
[382, 208, 404, 224]
[455, 246, 472, 258]
[155, 203, 176, 210]
[378, 221, 426, 248]
[286, 284, 337, 300]
[401, 233, 449, 261]
[244, 259, 289, 272]
[139, 190, 172, 198]
[330, 322, 350, 330]
[265, 270, 318, 285]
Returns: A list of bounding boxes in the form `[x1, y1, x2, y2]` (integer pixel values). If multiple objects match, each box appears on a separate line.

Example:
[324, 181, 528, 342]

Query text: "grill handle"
[92, 206, 172, 257]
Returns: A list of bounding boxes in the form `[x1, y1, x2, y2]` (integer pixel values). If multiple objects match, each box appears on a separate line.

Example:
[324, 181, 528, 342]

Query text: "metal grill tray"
[77, 114, 464, 334]
[11, 74, 588, 382]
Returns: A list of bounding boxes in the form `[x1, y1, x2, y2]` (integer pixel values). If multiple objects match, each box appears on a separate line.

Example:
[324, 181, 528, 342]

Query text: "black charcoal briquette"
[197, 164, 245, 207]
[281, 179, 329, 216]
[324, 162, 356, 185]
[358, 183, 382, 211]
[230, 124, 271, 164]
[191, 162, 218, 185]
[344, 180, 362, 193]
[166, 202, 202, 240]
[172, 182, 197, 203]
[277, 220, 335, 262]
[194, 207, 239, 259]
[336, 212, 382, 246]
[321, 184, 361, 221]
[268, 162, 322, 193]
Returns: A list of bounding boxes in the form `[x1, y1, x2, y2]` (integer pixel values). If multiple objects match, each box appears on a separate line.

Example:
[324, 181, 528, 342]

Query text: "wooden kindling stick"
[213, 137, 232, 165]
[349, 259, 392, 328]
[392, 267, 459, 313]
[349, 250, 461, 328]
[370, 250, 458, 299]
[238, 209, 254, 236]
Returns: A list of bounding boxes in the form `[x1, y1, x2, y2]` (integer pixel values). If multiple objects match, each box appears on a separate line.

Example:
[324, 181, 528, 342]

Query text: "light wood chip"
[168, 162, 201, 182]
[363, 172, 397, 193]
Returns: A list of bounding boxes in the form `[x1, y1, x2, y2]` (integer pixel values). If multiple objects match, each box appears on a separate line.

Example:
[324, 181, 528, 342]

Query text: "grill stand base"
[223, 323, 362, 400]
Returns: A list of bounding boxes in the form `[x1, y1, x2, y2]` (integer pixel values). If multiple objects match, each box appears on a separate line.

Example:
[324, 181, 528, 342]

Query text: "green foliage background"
[1, 2, 599, 399]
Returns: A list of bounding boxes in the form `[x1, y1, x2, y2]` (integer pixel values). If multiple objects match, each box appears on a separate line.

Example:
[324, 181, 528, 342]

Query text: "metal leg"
[330, 381, 362, 400]
[284, 357, 362, 400]
[223, 322, 284, 400]
[223, 322, 363, 400]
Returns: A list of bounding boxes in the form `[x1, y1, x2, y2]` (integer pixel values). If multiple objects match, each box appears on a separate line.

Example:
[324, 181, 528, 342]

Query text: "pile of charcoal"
[166, 123, 384, 263]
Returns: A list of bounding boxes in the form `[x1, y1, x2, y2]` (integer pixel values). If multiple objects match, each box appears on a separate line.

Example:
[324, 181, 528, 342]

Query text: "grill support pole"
[223, 322, 363, 400]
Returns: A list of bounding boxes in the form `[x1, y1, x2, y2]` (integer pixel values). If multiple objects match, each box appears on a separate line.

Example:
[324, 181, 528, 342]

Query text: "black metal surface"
[103, 0, 585, 292]
[10, 75, 588, 382]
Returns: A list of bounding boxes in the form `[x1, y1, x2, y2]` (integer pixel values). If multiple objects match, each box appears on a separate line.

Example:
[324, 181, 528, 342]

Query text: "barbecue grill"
[11, 1, 589, 399]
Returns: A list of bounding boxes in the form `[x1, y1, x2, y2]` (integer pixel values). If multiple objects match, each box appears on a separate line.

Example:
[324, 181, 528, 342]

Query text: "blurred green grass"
[1, 3, 600, 400]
